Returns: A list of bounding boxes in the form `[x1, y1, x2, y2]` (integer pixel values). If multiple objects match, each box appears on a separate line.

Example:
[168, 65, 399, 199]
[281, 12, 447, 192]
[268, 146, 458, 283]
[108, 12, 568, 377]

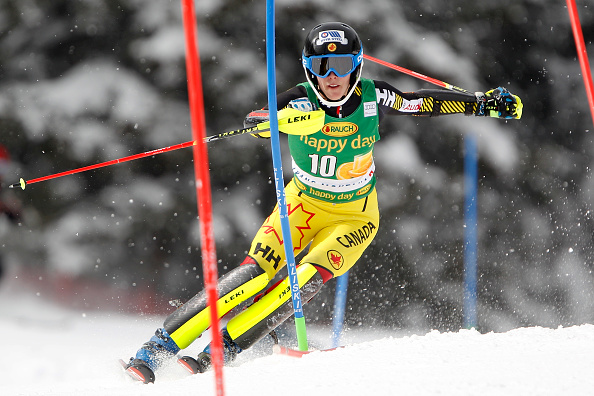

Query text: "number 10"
[309, 154, 337, 177]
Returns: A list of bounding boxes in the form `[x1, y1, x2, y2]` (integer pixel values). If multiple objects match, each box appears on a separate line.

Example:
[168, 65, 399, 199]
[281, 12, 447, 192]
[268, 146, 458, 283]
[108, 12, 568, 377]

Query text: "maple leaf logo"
[327, 250, 344, 270]
[261, 203, 315, 252]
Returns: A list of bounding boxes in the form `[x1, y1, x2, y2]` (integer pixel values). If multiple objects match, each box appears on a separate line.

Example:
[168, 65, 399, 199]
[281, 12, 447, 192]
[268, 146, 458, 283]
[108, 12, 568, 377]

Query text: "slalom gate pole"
[463, 135, 478, 329]
[566, 0, 594, 129]
[363, 54, 471, 94]
[367, 52, 482, 329]
[265, 0, 308, 351]
[180, 0, 225, 394]
[331, 271, 349, 348]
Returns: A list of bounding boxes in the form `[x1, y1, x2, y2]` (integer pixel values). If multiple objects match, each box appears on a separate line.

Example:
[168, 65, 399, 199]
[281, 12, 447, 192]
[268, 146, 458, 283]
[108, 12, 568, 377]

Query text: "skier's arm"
[243, 86, 313, 138]
[375, 81, 522, 120]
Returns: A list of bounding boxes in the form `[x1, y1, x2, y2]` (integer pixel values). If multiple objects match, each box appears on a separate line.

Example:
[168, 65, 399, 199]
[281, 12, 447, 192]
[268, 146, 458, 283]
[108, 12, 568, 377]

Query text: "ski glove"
[244, 98, 319, 139]
[244, 109, 271, 138]
[475, 87, 523, 120]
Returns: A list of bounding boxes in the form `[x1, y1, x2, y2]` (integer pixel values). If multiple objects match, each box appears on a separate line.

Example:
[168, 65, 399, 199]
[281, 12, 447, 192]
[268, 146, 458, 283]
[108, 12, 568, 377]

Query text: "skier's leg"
[124, 262, 269, 380]
[228, 262, 326, 350]
[179, 262, 329, 373]
[211, 190, 380, 362]
[164, 262, 269, 348]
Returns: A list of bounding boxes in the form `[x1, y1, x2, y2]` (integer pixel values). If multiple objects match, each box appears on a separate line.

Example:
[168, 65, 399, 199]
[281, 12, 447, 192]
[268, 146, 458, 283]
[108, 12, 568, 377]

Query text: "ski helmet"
[302, 22, 364, 107]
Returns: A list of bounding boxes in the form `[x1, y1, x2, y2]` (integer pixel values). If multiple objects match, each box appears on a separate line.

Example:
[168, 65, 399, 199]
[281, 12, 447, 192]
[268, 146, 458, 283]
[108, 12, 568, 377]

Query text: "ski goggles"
[302, 50, 363, 78]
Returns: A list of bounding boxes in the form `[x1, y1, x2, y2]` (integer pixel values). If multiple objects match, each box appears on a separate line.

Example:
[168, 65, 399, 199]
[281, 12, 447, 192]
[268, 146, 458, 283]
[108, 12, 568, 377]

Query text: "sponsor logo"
[321, 122, 358, 137]
[224, 290, 245, 304]
[376, 88, 396, 107]
[399, 98, 424, 113]
[278, 285, 291, 300]
[327, 43, 337, 52]
[286, 114, 312, 124]
[336, 221, 377, 248]
[356, 184, 372, 195]
[299, 134, 376, 153]
[253, 242, 281, 269]
[295, 178, 307, 191]
[316, 30, 348, 45]
[327, 250, 345, 270]
[364, 101, 377, 117]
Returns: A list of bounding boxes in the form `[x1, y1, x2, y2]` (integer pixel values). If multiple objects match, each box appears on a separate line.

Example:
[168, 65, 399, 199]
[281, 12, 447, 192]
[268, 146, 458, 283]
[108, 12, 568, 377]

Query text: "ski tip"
[119, 358, 155, 384]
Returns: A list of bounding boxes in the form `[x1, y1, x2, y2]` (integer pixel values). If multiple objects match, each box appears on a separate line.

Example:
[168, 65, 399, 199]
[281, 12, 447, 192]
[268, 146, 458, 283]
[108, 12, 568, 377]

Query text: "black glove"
[244, 110, 271, 139]
[243, 98, 318, 139]
[475, 87, 523, 119]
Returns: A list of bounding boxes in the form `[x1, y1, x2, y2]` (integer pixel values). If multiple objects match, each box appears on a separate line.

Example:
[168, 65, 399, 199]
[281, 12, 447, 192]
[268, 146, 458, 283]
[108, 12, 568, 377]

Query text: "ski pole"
[9, 140, 197, 190]
[9, 108, 325, 190]
[363, 54, 471, 94]
[205, 107, 325, 143]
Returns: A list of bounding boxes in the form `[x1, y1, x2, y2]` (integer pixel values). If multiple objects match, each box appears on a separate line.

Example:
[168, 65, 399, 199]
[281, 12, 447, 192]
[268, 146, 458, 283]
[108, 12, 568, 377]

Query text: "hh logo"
[253, 242, 281, 269]
[327, 250, 344, 270]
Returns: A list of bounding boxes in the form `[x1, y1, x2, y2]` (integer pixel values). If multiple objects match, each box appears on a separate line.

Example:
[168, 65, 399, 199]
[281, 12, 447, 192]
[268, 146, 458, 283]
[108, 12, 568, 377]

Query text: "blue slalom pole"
[463, 135, 478, 329]
[265, 0, 308, 351]
[331, 271, 349, 348]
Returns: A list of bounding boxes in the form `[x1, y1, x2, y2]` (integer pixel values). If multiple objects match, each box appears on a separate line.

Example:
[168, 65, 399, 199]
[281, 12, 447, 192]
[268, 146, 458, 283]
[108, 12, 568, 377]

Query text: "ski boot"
[178, 328, 242, 374]
[123, 328, 181, 383]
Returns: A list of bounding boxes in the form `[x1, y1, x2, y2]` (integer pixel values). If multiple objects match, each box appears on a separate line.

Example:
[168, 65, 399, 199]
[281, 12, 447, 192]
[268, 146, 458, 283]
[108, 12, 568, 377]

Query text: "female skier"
[123, 22, 522, 383]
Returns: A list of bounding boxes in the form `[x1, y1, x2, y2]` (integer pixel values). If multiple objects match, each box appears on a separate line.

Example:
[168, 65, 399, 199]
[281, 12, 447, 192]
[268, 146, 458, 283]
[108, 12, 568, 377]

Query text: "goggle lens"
[311, 56, 354, 77]
[303, 51, 362, 78]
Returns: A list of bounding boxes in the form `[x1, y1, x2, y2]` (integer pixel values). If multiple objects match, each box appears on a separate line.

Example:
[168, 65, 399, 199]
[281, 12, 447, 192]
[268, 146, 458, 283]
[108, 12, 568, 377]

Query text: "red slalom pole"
[566, 0, 594, 129]
[363, 54, 471, 94]
[10, 140, 196, 190]
[180, 0, 225, 395]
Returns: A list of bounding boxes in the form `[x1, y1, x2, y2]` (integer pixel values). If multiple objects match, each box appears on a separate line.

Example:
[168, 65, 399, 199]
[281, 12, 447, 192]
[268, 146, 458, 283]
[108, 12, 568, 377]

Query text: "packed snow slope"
[2, 284, 594, 396]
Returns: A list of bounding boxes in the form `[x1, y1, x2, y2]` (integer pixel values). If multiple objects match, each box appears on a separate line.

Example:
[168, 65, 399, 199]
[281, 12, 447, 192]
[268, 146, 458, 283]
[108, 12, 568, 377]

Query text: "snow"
[3, 281, 594, 396]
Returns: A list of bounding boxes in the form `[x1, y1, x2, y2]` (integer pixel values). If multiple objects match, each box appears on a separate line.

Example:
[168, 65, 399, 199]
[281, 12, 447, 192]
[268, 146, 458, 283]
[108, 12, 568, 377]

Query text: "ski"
[272, 344, 343, 357]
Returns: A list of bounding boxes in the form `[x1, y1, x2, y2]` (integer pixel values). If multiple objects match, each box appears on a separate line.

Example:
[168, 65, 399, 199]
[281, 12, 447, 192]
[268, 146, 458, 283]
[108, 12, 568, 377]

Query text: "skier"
[123, 21, 522, 383]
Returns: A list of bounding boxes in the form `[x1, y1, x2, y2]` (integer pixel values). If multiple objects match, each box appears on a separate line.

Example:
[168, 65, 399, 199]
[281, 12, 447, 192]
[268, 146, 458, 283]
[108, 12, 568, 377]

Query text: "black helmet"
[302, 22, 364, 107]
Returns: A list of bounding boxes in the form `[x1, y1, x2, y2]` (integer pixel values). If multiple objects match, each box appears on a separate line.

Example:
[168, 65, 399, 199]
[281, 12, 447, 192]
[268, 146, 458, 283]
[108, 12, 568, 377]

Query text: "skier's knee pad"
[226, 263, 325, 350]
[164, 263, 269, 349]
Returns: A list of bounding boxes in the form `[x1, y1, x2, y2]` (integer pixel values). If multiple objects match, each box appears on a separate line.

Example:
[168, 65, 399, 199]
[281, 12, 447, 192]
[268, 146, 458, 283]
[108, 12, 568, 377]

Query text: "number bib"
[289, 79, 380, 203]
